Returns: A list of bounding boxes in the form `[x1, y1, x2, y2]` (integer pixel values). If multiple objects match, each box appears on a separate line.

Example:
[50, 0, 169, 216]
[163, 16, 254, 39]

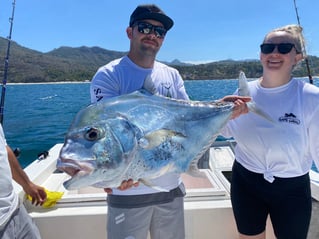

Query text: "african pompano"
[57, 72, 266, 190]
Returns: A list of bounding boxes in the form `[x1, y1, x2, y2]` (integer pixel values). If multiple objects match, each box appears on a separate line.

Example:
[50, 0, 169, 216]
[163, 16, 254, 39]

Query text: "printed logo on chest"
[278, 113, 300, 125]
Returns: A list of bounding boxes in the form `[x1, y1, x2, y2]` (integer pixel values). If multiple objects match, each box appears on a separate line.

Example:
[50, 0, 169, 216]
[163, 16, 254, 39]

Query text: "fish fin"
[139, 178, 169, 192]
[139, 129, 186, 149]
[238, 71, 274, 123]
[186, 159, 205, 178]
[247, 102, 274, 123]
[238, 71, 251, 96]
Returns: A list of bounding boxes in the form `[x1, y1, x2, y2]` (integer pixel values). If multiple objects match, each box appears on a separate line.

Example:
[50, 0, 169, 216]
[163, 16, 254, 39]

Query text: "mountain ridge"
[0, 37, 318, 83]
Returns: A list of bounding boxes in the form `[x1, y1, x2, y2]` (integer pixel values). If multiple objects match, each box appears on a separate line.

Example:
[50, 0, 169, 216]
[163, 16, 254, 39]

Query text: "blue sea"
[2, 77, 319, 171]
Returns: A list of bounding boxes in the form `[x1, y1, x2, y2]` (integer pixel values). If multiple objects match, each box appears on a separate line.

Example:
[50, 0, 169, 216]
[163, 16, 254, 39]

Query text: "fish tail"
[238, 71, 274, 123]
[186, 160, 205, 177]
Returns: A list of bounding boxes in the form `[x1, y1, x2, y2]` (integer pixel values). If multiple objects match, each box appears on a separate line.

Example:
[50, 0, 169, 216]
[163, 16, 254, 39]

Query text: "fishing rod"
[0, 0, 21, 158]
[293, 0, 313, 84]
[0, 0, 16, 125]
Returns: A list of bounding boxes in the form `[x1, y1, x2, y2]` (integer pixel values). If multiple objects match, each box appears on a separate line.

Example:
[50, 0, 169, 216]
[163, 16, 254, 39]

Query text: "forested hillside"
[0, 37, 318, 83]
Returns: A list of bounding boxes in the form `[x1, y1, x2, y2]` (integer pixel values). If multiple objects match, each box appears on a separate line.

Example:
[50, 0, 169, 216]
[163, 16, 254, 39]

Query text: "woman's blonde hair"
[264, 24, 305, 57]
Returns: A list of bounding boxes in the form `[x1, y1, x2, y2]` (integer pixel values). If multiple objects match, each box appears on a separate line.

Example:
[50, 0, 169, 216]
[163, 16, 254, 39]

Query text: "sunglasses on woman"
[134, 22, 167, 39]
[260, 43, 299, 54]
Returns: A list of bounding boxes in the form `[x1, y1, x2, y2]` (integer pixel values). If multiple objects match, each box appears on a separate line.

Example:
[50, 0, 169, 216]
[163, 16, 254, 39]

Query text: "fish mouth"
[57, 158, 94, 177]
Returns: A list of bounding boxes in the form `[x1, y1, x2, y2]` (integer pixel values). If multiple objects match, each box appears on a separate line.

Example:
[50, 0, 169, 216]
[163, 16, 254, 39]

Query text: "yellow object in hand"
[27, 189, 64, 208]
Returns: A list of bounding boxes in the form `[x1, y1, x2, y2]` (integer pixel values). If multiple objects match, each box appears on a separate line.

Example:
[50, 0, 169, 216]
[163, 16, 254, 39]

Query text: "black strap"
[107, 184, 185, 208]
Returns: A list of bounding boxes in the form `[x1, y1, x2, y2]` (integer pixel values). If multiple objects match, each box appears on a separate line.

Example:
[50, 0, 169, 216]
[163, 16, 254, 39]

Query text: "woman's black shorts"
[231, 160, 312, 239]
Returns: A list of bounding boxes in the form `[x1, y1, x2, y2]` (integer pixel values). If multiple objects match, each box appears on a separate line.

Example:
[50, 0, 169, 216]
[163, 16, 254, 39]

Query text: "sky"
[0, 0, 318, 64]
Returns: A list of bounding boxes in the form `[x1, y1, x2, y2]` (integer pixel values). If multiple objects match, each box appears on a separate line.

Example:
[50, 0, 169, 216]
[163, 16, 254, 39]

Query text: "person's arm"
[7, 146, 47, 206]
[309, 105, 319, 170]
[174, 72, 190, 100]
[90, 69, 120, 103]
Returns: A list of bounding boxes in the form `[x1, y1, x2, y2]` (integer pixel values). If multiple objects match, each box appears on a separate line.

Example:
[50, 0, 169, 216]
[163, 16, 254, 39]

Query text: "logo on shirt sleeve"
[93, 88, 103, 102]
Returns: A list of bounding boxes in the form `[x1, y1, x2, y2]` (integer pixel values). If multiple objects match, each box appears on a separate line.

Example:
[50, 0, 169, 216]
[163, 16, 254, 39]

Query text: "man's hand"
[24, 183, 47, 206]
[6, 145, 47, 206]
[104, 179, 139, 194]
[221, 95, 251, 119]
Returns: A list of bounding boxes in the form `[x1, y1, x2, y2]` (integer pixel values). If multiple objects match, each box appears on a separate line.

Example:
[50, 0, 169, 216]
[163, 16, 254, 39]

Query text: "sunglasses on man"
[260, 43, 300, 54]
[134, 22, 167, 39]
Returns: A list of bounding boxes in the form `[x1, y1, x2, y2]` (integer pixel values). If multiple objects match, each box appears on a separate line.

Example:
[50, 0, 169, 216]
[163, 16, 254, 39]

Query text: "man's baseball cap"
[129, 4, 174, 31]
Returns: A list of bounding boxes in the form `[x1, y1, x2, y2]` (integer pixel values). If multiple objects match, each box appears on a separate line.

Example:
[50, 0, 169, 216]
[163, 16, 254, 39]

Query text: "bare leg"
[239, 231, 266, 239]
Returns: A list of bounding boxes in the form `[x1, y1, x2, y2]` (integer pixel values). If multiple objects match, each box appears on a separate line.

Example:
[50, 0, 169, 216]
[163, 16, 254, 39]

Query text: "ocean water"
[2, 77, 319, 170]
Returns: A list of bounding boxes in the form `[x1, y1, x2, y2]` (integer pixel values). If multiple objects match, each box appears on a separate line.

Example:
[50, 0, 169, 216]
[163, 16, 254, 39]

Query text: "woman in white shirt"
[221, 24, 319, 239]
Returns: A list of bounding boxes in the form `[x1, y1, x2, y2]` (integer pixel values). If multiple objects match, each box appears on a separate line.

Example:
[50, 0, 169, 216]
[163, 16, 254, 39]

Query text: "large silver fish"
[57, 72, 266, 190]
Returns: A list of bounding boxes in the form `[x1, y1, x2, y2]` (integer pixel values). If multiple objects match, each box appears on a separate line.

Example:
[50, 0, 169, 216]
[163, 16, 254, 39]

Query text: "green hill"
[0, 37, 318, 83]
[0, 37, 127, 83]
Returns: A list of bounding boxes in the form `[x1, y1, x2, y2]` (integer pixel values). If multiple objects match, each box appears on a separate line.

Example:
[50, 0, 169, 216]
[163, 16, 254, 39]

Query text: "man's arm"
[7, 146, 47, 205]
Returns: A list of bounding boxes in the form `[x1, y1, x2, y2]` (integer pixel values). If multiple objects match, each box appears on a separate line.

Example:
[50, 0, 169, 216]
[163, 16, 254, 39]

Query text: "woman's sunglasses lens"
[260, 44, 275, 54]
[278, 44, 294, 54]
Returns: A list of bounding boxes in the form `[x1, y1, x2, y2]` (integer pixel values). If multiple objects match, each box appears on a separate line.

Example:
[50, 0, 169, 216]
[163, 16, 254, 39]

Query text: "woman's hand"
[221, 95, 251, 119]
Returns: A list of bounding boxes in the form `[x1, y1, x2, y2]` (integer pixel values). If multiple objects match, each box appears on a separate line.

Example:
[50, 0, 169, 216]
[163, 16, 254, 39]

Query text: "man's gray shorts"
[0, 204, 41, 239]
[107, 196, 185, 239]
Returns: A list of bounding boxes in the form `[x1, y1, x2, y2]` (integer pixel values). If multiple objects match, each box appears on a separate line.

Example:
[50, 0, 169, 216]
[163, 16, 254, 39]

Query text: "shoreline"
[5, 76, 319, 85]
[7, 81, 90, 85]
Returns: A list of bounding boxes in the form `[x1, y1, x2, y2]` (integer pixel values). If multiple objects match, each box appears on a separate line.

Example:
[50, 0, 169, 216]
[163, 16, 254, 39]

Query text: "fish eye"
[84, 127, 100, 141]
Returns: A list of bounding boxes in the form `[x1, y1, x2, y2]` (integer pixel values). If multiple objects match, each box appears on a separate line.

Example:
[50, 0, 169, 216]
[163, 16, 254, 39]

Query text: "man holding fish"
[89, 4, 249, 239]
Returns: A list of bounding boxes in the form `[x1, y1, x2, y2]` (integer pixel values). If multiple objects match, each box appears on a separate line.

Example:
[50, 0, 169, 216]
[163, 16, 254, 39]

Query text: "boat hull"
[16, 142, 319, 238]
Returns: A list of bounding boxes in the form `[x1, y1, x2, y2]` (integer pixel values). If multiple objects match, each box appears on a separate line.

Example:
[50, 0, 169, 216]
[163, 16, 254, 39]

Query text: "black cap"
[129, 4, 174, 31]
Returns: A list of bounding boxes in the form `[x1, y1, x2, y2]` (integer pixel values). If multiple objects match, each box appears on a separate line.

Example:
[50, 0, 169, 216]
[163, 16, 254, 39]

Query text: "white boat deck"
[14, 142, 319, 239]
